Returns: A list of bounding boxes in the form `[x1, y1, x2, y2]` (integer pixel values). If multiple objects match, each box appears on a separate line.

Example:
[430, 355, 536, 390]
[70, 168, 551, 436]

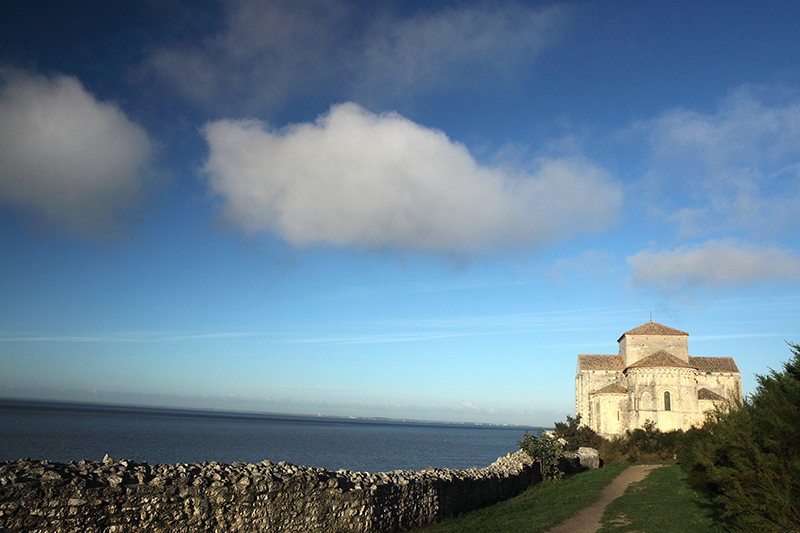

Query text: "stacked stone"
[0, 451, 539, 533]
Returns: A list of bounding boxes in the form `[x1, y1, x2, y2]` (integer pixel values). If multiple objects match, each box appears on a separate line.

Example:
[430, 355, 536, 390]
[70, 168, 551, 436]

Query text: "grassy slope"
[412, 462, 726, 533]
[412, 462, 629, 533]
[597, 463, 725, 533]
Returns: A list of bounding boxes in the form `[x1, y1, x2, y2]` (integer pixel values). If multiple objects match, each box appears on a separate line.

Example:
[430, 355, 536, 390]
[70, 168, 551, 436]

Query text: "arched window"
[664, 391, 671, 411]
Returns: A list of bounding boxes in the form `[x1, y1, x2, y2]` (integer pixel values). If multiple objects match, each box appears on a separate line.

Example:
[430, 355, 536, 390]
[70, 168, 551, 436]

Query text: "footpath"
[545, 464, 665, 533]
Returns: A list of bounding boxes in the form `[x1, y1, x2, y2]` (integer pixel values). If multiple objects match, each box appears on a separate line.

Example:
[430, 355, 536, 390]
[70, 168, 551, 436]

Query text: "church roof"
[625, 350, 696, 370]
[698, 388, 727, 401]
[578, 354, 624, 371]
[590, 383, 628, 395]
[689, 356, 740, 373]
[618, 321, 688, 342]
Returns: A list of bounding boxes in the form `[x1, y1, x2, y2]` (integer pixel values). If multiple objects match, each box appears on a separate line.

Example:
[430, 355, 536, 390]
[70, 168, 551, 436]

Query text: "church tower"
[618, 322, 688, 366]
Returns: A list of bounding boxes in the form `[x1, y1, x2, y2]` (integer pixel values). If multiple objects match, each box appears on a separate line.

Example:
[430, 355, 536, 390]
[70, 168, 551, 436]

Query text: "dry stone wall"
[0, 451, 540, 532]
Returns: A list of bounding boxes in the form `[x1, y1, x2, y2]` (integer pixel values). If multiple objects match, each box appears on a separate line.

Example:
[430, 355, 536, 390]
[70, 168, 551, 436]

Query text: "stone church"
[575, 321, 741, 437]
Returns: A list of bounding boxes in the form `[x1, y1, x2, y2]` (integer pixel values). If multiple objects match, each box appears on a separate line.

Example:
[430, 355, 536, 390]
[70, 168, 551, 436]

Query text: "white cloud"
[143, 0, 568, 113]
[627, 240, 800, 291]
[202, 102, 621, 255]
[641, 86, 800, 237]
[0, 71, 153, 236]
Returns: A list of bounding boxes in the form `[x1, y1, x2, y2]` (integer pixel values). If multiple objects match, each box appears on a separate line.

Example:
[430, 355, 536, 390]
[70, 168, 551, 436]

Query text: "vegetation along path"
[413, 461, 725, 533]
[545, 464, 664, 533]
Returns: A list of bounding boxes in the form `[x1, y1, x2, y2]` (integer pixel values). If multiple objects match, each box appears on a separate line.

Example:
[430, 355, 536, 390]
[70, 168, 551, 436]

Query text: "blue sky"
[1, 0, 799, 426]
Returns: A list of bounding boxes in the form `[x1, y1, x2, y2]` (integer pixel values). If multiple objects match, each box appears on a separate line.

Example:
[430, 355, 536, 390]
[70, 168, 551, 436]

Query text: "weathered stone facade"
[0, 451, 540, 533]
[575, 321, 741, 437]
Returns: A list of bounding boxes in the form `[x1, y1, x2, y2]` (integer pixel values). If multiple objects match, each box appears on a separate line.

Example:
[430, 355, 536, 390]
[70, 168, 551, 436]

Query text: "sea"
[0, 399, 539, 473]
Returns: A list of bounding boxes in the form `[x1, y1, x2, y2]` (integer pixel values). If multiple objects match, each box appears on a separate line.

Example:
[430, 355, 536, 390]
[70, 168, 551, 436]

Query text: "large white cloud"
[202, 103, 621, 255]
[641, 86, 800, 237]
[627, 240, 800, 291]
[0, 71, 153, 235]
[144, 0, 568, 113]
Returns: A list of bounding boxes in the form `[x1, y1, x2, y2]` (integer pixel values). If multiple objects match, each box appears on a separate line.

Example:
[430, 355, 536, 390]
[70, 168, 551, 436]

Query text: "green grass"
[411, 463, 727, 533]
[597, 463, 725, 533]
[411, 462, 629, 533]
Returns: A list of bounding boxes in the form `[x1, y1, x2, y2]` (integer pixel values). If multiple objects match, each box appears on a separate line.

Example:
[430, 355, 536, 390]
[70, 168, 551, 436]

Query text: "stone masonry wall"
[0, 451, 540, 533]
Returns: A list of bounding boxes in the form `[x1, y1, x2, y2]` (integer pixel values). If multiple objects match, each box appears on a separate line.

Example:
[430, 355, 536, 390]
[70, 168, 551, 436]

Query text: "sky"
[1, 0, 799, 426]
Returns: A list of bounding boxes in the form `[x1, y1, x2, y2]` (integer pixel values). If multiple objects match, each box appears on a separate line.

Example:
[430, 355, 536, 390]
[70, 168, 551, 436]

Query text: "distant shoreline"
[2, 398, 538, 471]
[0, 397, 542, 430]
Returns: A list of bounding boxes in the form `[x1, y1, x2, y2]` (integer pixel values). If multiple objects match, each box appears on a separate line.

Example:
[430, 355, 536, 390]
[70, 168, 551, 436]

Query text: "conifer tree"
[679, 343, 800, 531]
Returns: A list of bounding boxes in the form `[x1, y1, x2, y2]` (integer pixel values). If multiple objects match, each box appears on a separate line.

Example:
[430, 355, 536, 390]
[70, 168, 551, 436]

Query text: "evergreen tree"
[679, 343, 800, 531]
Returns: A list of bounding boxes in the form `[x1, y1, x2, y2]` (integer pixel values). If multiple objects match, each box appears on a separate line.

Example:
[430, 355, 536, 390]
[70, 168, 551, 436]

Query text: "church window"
[664, 391, 671, 411]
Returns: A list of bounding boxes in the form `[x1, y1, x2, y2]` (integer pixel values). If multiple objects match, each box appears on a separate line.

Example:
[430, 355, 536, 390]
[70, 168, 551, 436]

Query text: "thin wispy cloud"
[364, 306, 642, 329]
[142, 0, 570, 114]
[142, 0, 349, 115]
[0, 332, 262, 342]
[352, 2, 569, 102]
[639, 85, 800, 238]
[545, 250, 619, 284]
[692, 333, 784, 341]
[285, 306, 648, 345]
[284, 330, 494, 345]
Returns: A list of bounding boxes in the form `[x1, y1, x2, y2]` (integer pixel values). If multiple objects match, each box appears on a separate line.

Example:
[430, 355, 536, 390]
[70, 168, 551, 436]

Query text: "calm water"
[0, 400, 537, 473]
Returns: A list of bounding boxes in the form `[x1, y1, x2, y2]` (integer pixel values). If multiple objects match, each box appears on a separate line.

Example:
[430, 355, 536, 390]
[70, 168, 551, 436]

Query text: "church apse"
[576, 321, 741, 437]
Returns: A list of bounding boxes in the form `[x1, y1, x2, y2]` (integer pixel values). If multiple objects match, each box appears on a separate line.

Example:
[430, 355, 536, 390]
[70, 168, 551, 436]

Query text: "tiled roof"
[590, 383, 628, 395]
[578, 354, 624, 371]
[698, 388, 727, 401]
[689, 356, 740, 373]
[618, 321, 689, 342]
[625, 350, 696, 370]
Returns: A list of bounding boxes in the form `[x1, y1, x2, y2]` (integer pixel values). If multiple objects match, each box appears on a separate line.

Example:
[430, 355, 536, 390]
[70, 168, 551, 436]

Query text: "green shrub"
[595, 419, 681, 463]
[518, 429, 563, 481]
[679, 343, 800, 532]
[597, 435, 627, 464]
[553, 414, 604, 451]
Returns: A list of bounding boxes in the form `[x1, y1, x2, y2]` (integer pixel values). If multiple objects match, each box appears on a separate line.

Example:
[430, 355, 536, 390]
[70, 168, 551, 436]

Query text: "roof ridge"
[698, 388, 727, 401]
[625, 349, 695, 370]
[618, 321, 689, 342]
[689, 356, 740, 373]
[577, 354, 624, 371]
[590, 383, 628, 395]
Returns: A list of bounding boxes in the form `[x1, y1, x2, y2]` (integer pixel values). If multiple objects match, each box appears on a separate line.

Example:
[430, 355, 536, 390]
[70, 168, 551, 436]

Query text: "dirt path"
[544, 464, 665, 533]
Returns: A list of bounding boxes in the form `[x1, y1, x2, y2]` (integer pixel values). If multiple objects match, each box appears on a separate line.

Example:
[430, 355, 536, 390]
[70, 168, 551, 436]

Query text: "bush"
[679, 343, 800, 532]
[594, 419, 681, 463]
[553, 414, 604, 451]
[597, 435, 627, 464]
[518, 429, 563, 481]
